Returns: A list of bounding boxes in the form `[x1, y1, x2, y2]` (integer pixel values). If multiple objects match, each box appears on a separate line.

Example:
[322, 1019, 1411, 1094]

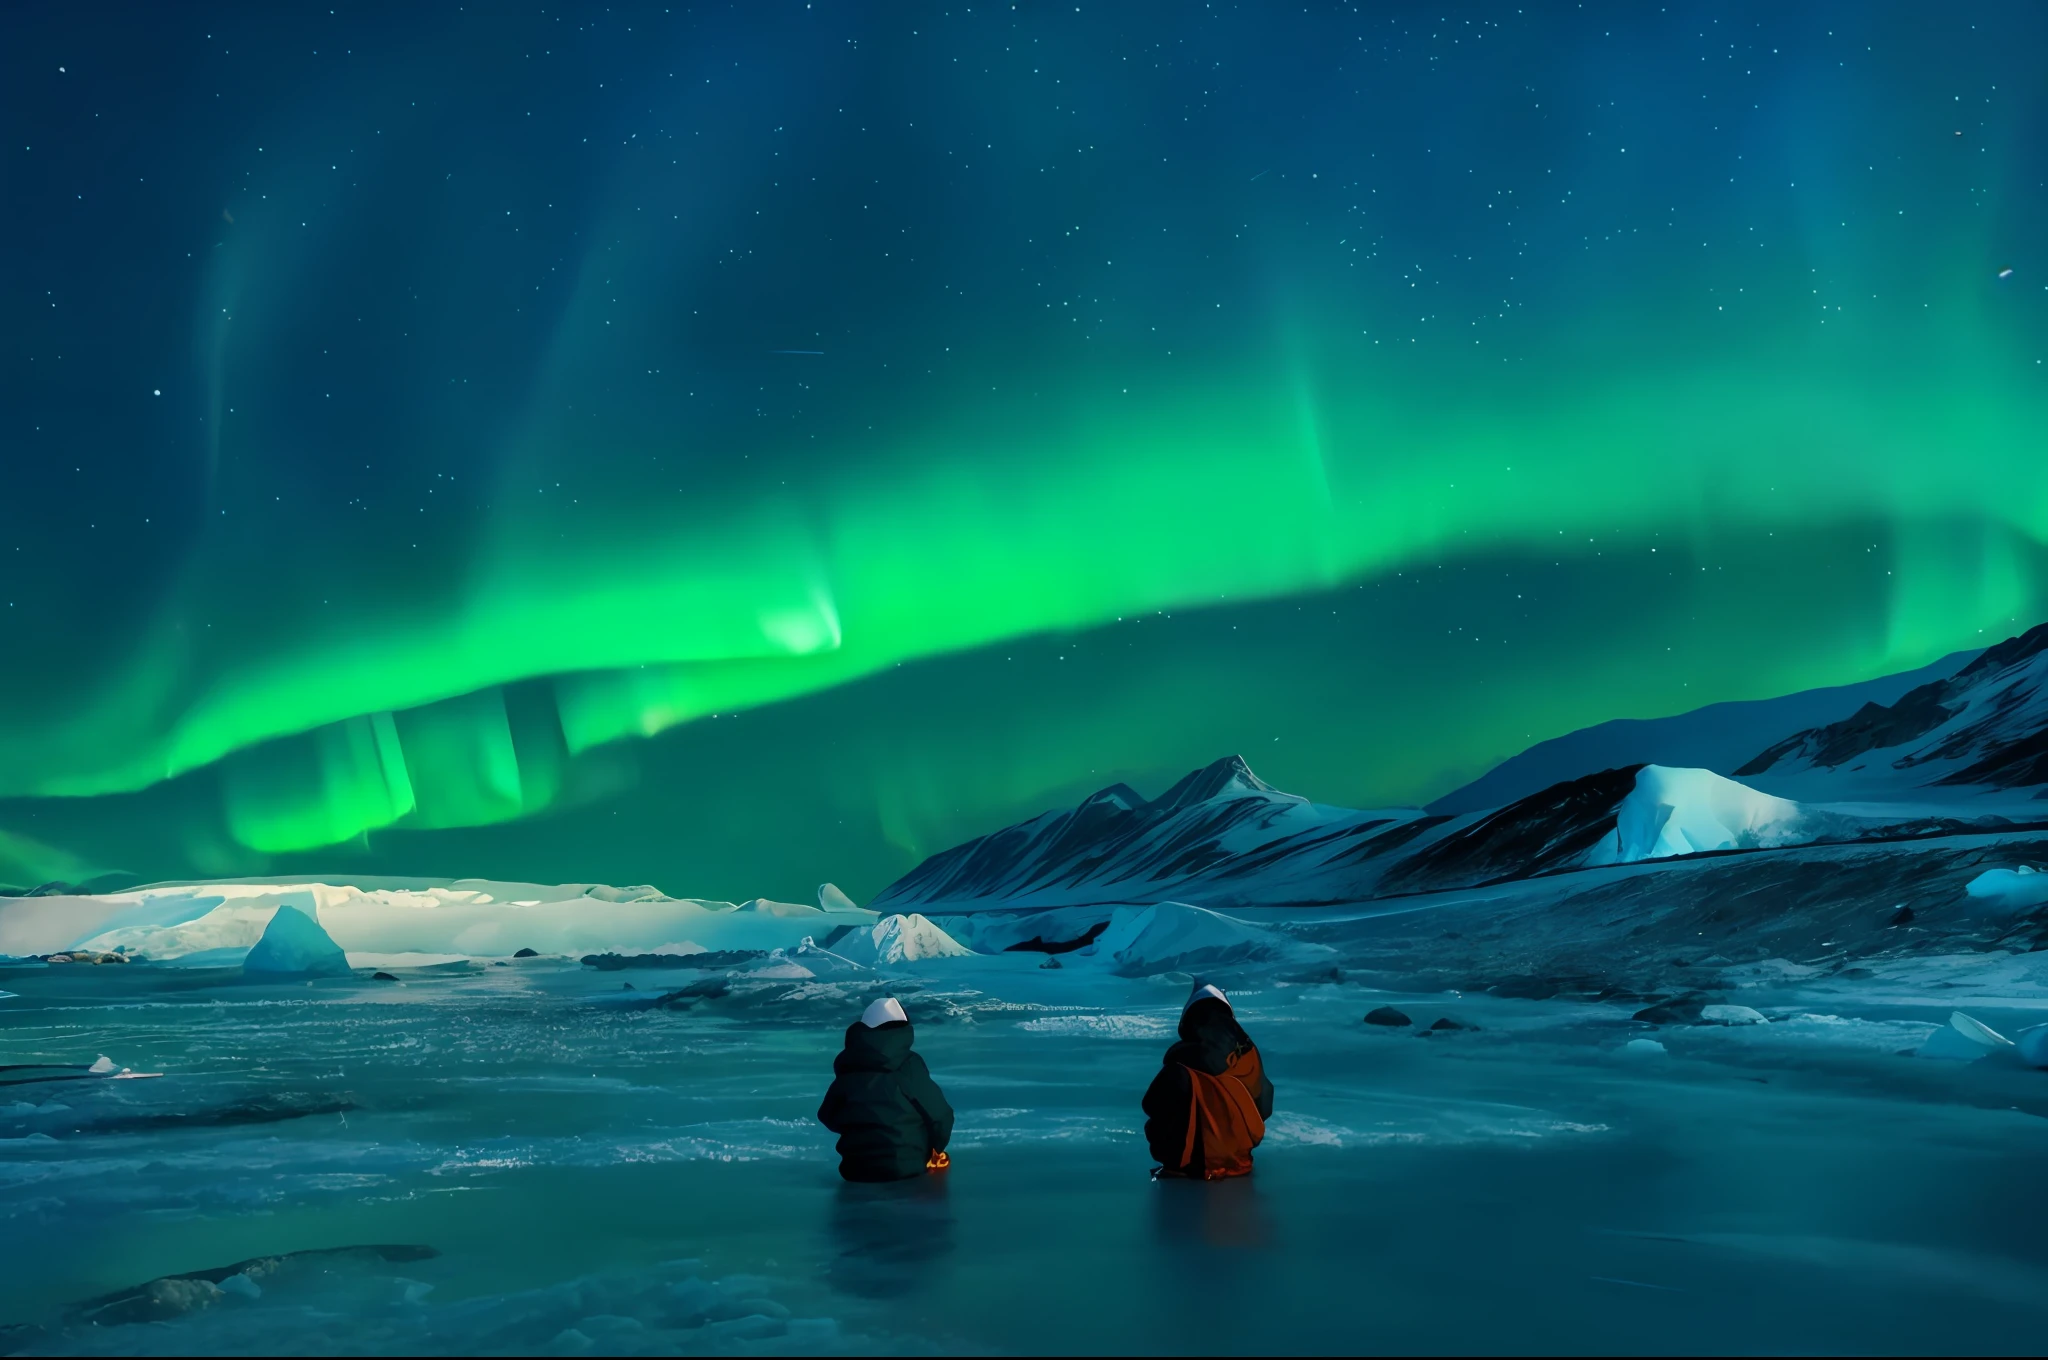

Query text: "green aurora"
[3, 2, 2045, 897]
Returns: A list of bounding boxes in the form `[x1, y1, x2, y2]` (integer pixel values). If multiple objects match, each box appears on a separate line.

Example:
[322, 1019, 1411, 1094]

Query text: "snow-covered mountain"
[870, 751, 1986, 912]
[1738, 621, 2048, 798]
[1429, 648, 1977, 814]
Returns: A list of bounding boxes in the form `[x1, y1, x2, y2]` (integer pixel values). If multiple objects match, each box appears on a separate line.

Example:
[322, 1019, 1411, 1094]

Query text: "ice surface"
[6, 879, 2048, 1354]
[2017, 1024, 2048, 1069]
[1699, 1004, 1769, 1025]
[832, 914, 974, 965]
[3, 947, 2048, 1353]
[241, 903, 351, 977]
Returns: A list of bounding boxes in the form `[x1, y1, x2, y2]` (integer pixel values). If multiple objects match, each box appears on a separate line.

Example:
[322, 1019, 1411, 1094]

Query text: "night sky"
[3, 2, 2044, 899]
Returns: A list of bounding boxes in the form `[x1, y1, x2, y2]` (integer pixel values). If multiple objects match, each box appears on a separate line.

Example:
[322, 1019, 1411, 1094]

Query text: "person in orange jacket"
[1142, 982, 1273, 1179]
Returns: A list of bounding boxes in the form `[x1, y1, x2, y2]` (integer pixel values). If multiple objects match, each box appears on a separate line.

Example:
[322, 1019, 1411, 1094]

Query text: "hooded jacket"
[818, 1018, 955, 1182]
[1141, 994, 1274, 1178]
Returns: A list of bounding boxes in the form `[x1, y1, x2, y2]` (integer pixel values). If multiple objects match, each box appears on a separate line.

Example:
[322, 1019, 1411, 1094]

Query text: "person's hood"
[1176, 981, 1245, 1047]
[861, 996, 909, 1028]
[837, 1018, 916, 1073]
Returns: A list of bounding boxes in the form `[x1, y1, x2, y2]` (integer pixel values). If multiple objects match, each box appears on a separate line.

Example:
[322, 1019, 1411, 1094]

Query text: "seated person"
[818, 996, 955, 1182]
[1142, 983, 1273, 1179]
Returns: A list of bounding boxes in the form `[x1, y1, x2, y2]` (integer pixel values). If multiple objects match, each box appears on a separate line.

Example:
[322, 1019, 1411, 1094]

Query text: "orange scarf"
[1178, 1047, 1266, 1179]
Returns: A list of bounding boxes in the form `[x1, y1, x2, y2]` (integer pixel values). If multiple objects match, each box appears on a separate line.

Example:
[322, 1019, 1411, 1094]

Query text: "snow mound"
[817, 882, 859, 912]
[1916, 1011, 2015, 1061]
[1699, 1004, 1769, 1026]
[834, 914, 974, 965]
[2016, 1024, 2048, 1070]
[1, 880, 876, 962]
[1587, 766, 1808, 865]
[1087, 901, 1318, 977]
[242, 904, 351, 978]
[1965, 867, 2048, 915]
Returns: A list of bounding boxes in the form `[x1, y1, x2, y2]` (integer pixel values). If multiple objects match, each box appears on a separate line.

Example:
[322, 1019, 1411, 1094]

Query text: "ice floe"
[1916, 1011, 2016, 1061]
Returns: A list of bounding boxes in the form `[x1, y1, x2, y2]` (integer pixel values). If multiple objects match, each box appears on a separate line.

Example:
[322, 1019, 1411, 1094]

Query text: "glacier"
[0, 879, 876, 967]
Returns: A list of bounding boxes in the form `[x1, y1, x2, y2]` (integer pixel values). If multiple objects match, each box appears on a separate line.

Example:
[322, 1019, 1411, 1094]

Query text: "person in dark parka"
[1143, 982, 1274, 1179]
[818, 996, 956, 1182]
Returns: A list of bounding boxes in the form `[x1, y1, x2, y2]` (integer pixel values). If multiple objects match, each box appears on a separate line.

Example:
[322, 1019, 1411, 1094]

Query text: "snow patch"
[1016, 1013, 1173, 1039]
[1699, 1004, 1769, 1026]
[1087, 901, 1319, 976]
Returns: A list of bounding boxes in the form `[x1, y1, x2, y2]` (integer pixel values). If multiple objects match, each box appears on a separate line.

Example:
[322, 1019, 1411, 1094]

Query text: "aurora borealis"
[3, 2, 2045, 899]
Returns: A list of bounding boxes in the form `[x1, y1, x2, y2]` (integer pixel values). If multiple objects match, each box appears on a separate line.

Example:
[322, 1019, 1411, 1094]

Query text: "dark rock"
[1889, 905, 1915, 926]
[1428, 1016, 1477, 1032]
[513, 948, 540, 958]
[36, 950, 131, 965]
[1633, 993, 1709, 1025]
[621, 982, 636, 990]
[1003, 920, 1111, 955]
[1039, 955, 1062, 969]
[69, 1246, 437, 1327]
[80, 1092, 357, 1135]
[491, 960, 508, 967]
[657, 976, 732, 1008]
[1364, 1006, 1412, 1027]
[371, 971, 399, 981]
[582, 950, 764, 971]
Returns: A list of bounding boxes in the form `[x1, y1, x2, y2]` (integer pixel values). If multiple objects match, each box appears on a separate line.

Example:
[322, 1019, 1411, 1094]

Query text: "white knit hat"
[860, 996, 909, 1027]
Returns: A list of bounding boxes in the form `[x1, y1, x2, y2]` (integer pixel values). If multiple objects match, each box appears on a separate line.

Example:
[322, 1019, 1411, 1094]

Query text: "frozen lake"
[4, 953, 2047, 1355]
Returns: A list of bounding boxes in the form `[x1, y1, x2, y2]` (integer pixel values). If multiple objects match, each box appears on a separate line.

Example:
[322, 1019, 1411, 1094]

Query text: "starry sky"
[2, 1, 2045, 899]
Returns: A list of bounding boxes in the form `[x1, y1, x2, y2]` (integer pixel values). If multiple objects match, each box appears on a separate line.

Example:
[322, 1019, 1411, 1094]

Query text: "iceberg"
[1916, 1011, 2015, 1061]
[242, 904, 351, 978]
[832, 914, 974, 965]
[1964, 867, 2048, 916]
[1586, 766, 1810, 865]
[1699, 1004, 1769, 1026]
